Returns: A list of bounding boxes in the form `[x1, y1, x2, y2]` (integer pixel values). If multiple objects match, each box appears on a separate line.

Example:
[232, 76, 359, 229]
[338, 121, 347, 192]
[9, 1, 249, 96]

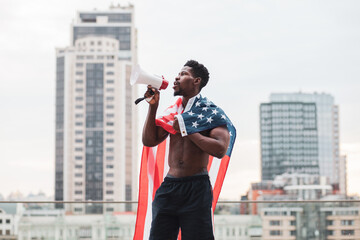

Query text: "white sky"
[0, 0, 359, 200]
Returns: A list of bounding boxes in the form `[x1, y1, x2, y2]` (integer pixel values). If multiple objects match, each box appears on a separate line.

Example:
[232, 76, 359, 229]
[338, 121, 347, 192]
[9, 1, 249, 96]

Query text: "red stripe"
[155, 119, 177, 134]
[153, 140, 167, 200]
[133, 147, 150, 240]
[212, 155, 230, 211]
[207, 156, 214, 172]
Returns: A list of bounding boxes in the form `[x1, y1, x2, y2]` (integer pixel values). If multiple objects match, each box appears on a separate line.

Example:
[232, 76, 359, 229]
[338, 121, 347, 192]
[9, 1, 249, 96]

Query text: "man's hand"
[145, 85, 160, 106]
[173, 117, 180, 133]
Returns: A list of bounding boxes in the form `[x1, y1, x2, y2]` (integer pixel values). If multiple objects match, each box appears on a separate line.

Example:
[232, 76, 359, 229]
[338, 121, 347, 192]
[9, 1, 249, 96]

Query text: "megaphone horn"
[130, 64, 169, 105]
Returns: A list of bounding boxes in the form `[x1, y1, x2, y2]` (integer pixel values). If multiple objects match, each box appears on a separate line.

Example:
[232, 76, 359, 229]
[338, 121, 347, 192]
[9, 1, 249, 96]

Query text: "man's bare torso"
[167, 129, 211, 177]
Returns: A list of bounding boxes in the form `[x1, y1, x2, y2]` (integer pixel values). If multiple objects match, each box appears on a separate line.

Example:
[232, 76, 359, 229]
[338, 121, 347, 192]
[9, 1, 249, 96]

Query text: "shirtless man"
[142, 60, 230, 240]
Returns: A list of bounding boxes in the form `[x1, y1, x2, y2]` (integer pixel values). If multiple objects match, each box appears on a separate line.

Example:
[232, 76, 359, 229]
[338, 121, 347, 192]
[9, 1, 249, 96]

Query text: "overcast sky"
[0, 0, 359, 200]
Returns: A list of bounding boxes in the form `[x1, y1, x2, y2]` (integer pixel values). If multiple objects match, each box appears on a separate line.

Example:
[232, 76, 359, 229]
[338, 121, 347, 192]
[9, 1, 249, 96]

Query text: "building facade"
[260, 92, 341, 187]
[55, 4, 138, 213]
[320, 207, 360, 239]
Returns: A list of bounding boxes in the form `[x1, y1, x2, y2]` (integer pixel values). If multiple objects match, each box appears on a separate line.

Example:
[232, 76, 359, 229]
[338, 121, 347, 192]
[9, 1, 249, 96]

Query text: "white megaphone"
[130, 64, 169, 105]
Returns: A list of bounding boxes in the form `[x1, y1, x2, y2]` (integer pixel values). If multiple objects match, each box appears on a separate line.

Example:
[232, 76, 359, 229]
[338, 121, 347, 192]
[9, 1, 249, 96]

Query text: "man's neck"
[182, 92, 199, 108]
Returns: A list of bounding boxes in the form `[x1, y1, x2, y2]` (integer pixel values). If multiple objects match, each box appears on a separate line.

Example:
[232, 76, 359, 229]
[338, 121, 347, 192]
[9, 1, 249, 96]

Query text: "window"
[75, 96, 83, 101]
[341, 220, 354, 226]
[106, 63, 114, 67]
[106, 156, 114, 161]
[326, 230, 333, 236]
[74, 208, 82, 212]
[106, 130, 114, 135]
[269, 220, 281, 226]
[75, 148, 83, 152]
[6, 230, 10, 235]
[106, 105, 114, 109]
[106, 208, 114, 211]
[75, 164, 82, 169]
[290, 220, 296, 226]
[5, 219, 9, 224]
[75, 130, 83, 135]
[106, 139, 114, 143]
[106, 122, 114, 126]
[270, 230, 281, 236]
[75, 139, 83, 143]
[75, 88, 83, 92]
[106, 80, 114, 84]
[106, 173, 114, 177]
[76, 79, 83, 84]
[75, 71, 83, 76]
[106, 165, 114, 169]
[75, 156, 82, 160]
[75, 114, 83, 118]
[106, 190, 114, 194]
[75, 190, 83, 194]
[106, 182, 114, 186]
[75, 182, 82, 186]
[290, 230, 296, 236]
[75, 122, 83, 126]
[75, 173, 83, 177]
[341, 230, 354, 235]
[106, 88, 114, 92]
[106, 113, 114, 118]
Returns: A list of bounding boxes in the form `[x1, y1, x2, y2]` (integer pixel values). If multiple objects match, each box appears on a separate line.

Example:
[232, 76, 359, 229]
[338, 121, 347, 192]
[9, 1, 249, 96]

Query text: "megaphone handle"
[134, 89, 155, 105]
[135, 97, 145, 105]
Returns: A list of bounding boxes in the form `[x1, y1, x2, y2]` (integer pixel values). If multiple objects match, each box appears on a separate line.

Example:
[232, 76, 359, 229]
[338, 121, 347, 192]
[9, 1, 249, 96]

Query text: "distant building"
[260, 207, 302, 240]
[260, 92, 341, 188]
[339, 155, 348, 196]
[0, 203, 22, 240]
[320, 207, 360, 239]
[214, 215, 262, 240]
[55, 4, 138, 213]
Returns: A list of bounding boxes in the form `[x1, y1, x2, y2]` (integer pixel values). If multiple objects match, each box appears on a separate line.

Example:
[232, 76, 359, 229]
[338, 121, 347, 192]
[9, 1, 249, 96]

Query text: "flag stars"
[229, 131, 233, 136]
[188, 111, 195, 116]
[195, 101, 201, 107]
[212, 109, 218, 115]
[197, 113, 204, 120]
[202, 107, 208, 111]
[207, 116, 213, 124]
[205, 101, 212, 107]
[221, 114, 226, 120]
[192, 121, 199, 128]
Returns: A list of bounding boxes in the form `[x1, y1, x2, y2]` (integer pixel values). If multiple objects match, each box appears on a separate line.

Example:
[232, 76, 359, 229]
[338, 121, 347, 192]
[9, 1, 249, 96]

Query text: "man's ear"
[194, 77, 201, 86]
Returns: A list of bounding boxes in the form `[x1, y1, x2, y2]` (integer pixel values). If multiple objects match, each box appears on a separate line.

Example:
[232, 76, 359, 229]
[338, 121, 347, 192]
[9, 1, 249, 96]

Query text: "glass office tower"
[260, 93, 340, 186]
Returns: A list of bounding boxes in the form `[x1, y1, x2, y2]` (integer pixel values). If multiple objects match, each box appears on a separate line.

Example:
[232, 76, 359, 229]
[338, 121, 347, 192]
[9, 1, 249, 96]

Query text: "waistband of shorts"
[164, 173, 209, 182]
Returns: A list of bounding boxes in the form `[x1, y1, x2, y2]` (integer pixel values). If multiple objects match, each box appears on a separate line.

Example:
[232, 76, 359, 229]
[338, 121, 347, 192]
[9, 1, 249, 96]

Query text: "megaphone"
[130, 64, 169, 104]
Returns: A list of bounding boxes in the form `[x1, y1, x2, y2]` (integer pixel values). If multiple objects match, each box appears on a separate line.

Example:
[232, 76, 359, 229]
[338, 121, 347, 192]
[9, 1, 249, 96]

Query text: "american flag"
[133, 94, 236, 240]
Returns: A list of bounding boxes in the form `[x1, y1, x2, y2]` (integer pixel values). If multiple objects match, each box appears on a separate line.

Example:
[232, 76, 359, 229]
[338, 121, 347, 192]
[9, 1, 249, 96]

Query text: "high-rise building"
[260, 92, 340, 185]
[55, 4, 138, 213]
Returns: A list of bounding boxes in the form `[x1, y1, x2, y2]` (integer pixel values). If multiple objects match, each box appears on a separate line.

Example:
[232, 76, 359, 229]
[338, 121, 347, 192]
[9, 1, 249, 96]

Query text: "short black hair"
[184, 60, 209, 91]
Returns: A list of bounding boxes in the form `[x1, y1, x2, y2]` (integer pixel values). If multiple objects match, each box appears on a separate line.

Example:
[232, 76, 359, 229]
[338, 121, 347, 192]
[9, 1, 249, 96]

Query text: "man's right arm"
[142, 86, 169, 147]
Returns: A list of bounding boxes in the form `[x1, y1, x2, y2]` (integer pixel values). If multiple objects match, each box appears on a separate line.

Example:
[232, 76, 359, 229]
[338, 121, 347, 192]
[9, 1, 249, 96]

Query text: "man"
[142, 60, 230, 240]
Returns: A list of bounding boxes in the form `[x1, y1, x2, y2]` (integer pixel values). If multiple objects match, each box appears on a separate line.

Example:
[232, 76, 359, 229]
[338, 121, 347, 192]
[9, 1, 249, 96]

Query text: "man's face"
[173, 66, 196, 96]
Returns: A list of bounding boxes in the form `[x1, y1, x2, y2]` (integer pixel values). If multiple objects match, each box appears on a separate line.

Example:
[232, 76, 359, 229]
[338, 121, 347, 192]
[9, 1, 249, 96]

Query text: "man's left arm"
[174, 117, 230, 158]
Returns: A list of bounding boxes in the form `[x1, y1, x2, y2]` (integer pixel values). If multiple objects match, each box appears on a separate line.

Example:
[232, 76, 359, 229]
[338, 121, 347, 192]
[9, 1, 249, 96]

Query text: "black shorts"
[149, 174, 214, 240]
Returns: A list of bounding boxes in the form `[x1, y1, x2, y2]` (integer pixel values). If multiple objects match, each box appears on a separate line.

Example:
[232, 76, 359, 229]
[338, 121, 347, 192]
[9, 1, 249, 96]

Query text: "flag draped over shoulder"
[133, 94, 236, 240]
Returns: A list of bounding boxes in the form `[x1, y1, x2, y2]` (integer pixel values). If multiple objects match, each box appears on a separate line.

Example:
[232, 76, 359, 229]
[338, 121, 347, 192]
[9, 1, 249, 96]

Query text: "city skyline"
[1, 0, 360, 200]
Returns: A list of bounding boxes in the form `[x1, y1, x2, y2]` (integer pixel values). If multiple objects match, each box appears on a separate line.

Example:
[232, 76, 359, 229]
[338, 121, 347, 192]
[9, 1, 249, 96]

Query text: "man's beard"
[173, 88, 182, 96]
